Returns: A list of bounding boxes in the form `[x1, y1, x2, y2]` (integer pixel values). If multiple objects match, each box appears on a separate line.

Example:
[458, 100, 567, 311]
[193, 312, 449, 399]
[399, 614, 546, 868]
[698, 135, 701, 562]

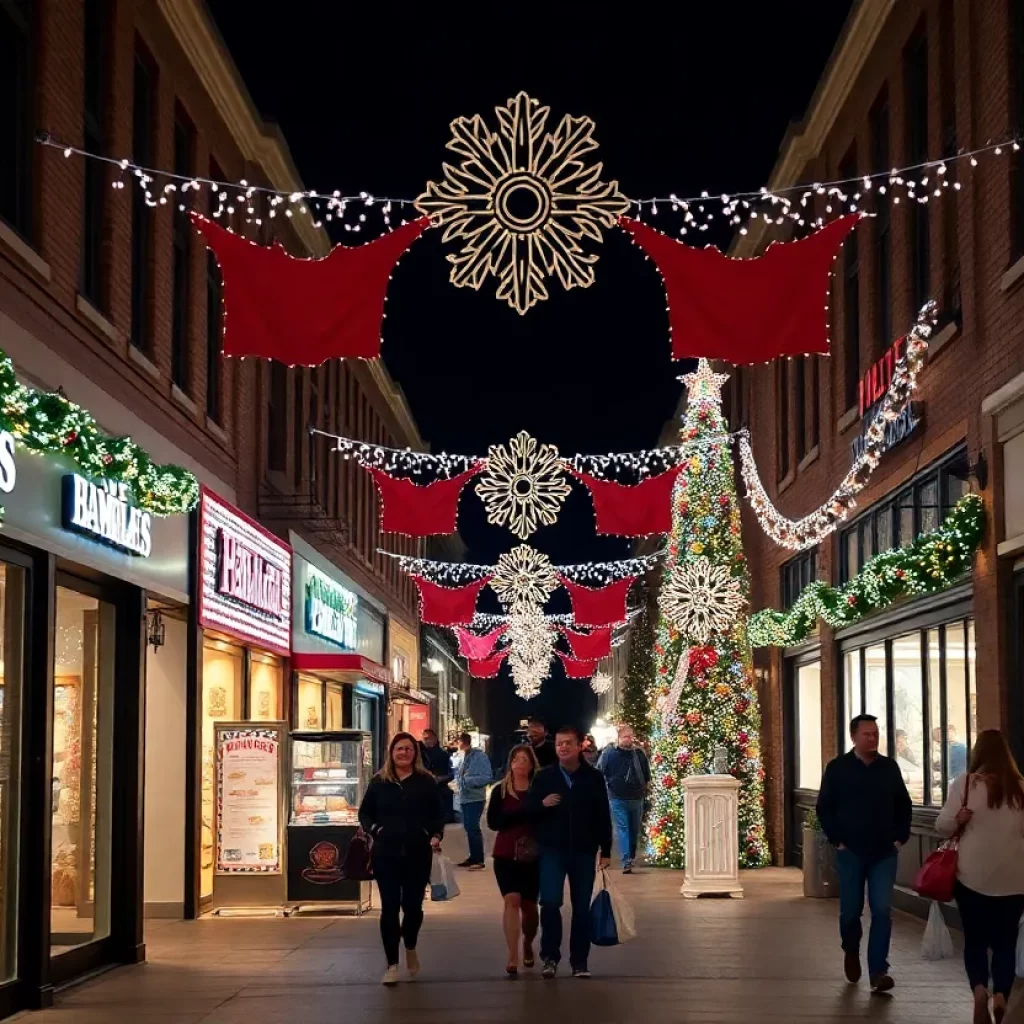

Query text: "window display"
[295, 674, 324, 732]
[290, 732, 372, 827]
[249, 651, 283, 721]
[795, 661, 821, 790]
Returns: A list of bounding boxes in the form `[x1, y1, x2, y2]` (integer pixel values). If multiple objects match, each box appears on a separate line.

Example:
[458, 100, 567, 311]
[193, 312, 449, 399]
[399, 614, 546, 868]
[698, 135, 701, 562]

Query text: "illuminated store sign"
[851, 335, 922, 462]
[62, 474, 152, 557]
[305, 572, 358, 650]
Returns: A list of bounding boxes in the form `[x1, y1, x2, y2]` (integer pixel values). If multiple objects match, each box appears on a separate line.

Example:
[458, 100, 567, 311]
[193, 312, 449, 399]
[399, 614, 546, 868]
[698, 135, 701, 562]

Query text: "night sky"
[207, 3, 852, 738]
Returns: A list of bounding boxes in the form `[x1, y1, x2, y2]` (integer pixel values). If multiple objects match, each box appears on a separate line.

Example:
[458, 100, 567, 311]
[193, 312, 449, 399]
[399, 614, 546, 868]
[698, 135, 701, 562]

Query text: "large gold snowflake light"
[658, 556, 745, 646]
[491, 545, 559, 611]
[416, 91, 630, 314]
[476, 431, 571, 539]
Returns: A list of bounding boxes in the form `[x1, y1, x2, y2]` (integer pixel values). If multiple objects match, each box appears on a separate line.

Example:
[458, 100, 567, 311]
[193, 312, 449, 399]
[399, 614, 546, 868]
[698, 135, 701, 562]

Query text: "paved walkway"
[14, 829, 998, 1023]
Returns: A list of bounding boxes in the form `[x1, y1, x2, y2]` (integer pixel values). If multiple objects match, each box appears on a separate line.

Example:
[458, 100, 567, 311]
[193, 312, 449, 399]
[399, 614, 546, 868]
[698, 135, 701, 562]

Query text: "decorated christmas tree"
[620, 602, 655, 740]
[646, 360, 770, 869]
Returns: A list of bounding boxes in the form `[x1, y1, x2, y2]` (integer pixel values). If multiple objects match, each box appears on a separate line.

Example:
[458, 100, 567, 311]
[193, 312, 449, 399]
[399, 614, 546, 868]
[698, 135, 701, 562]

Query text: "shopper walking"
[420, 728, 455, 823]
[936, 729, 1024, 1024]
[816, 714, 912, 994]
[530, 726, 612, 979]
[527, 716, 557, 768]
[597, 724, 651, 873]
[455, 732, 491, 869]
[486, 744, 542, 976]
[358, 732, 444, 987]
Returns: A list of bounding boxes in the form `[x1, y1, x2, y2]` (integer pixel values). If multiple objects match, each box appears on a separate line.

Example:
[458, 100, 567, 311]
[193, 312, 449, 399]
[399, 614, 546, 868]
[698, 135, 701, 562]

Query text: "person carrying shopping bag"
[358, 732, 444, 987]
[935, 729, 1024, 1024]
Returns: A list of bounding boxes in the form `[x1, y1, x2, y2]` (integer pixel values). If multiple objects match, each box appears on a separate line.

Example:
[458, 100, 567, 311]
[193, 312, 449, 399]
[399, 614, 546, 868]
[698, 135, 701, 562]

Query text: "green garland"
[0, 352, 199, 516]
[748, 493, 984, 648]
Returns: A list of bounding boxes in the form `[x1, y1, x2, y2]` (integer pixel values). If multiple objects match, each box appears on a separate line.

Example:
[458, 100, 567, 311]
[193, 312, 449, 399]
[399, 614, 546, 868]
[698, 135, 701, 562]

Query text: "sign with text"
[199, 487, 291, 654]
[62, 474, 152, 557]
[851, 335, 922, 461]
[305, 570, 358, 650]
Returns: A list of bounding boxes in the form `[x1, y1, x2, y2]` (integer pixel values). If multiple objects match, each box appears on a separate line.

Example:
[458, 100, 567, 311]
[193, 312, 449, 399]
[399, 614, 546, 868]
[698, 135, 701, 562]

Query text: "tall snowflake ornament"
[658, 556, 745, 646]
[590, 672, 612, 696]
[491, 545, 559, 611]
[416, 91, 630, 314]
[476, 431, 571, 539]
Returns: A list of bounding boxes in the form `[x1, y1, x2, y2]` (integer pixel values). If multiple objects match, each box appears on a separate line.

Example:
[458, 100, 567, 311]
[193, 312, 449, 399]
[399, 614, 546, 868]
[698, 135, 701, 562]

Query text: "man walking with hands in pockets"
[529, 726, 612, 979]
[597, 724, 651, 873]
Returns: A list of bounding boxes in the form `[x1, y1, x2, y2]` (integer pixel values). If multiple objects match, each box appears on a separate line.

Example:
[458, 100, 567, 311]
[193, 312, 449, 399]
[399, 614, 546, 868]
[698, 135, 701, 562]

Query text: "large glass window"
[842, 649, 862, 739]
[795, 661, 822, 790]
[0, 0, 34, 239]
[864, 643, 888, 755]
[296, 674, 323, 732]
[892, 632, 925, 804]
[248, 651, 282, 721]
[50, 587, 114, 954]
[781, 549, 817, 611]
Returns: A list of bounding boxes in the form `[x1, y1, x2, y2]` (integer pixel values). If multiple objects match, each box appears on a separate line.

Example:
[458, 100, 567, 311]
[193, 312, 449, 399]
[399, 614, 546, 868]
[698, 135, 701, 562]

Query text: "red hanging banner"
[468, 651, 508, 678]
[557, 651, 598, 679]
[412, 575, 491, 627]
[570, 466, 683, 537]
[619, 214, 859, 363]
[455, 625, 507, 661]
[559, 575, 636, 628]
[189, 213, 429, 364]
[561, 626, 612, 661]
[366, 464, 482, 536]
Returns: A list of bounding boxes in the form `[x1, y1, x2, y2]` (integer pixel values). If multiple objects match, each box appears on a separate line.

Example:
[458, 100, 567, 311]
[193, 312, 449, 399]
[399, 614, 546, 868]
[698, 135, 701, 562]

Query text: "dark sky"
[207, 2, 852, 736]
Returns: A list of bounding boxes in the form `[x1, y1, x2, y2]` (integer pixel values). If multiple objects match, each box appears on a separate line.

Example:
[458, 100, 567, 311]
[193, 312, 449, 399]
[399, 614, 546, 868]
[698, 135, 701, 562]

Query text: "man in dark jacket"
[816, 714, 912, 994]
[596, 725, 651, 873]
[529, 726, 612, 979]
[527, 716, 557, 768]
[420, 729, 455, 822]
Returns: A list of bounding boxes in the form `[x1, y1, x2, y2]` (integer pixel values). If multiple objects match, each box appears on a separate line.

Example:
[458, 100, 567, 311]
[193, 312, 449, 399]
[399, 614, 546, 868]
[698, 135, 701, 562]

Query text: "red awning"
[290, 652, 392, 685]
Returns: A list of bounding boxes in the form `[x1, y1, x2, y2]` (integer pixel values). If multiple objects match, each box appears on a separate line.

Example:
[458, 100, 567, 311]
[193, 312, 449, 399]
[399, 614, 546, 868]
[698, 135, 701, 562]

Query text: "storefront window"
[843, 648, 861, 740]
[928, 627, 943, 805]
[248, 651, 283, 721]
[50, 587, 114, 954]
[944, 622, 970, 784]
[296, 674, 324, 731]
[795, 661, 822, 790]
[864, 643, 887, 754]
[891, 632, 925, 804]
[326, 682, 343, 730]
[201, 639, 244, 900]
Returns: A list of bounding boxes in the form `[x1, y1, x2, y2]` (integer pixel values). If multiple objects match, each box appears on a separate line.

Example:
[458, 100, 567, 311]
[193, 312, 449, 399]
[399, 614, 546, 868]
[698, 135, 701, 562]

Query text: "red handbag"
[913, 777, 970, 902]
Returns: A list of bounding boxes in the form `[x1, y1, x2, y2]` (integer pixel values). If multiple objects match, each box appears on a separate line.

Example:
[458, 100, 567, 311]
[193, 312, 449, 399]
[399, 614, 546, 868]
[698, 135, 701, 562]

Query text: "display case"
[286, 730, 373, 910]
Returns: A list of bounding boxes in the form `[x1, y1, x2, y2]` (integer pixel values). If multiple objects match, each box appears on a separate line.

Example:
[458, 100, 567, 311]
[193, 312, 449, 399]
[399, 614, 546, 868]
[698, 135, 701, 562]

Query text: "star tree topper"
[679, 358, 730, 408]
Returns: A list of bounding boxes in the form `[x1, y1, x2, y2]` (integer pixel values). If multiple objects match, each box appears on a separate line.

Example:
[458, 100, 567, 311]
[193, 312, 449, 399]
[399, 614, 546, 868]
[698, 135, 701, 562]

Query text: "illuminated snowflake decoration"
[658, 557, 745, 646]
[491, 545, 559, 611]
[416, 91, 630, 314]
[590, 672, 612, 696]
[505, 604, 556, 698]
[476, 431, 571, 539]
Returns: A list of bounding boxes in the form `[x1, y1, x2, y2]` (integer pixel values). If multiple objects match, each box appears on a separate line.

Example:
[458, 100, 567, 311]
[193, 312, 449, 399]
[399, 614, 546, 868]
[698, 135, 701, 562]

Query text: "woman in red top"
[486, 744, 541, 976]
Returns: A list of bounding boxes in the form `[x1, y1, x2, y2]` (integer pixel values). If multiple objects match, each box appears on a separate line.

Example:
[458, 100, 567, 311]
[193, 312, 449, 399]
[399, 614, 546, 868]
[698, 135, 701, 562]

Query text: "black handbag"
[341, 827, 374, 880]
[514, 835, 540, 864]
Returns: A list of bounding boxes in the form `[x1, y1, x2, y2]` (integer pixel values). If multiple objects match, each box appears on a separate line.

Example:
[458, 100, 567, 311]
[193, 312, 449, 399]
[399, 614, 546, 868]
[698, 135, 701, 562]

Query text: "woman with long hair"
[358, 732, 444, 986]
[486, 743, 542, 976]
[936, 729, 1024, 1024]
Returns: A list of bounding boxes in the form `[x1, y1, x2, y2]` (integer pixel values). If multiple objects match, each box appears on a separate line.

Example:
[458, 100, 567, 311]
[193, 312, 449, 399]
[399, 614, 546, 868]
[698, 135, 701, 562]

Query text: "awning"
[390, 686, 435, 706]
[290, 651, 392, 686]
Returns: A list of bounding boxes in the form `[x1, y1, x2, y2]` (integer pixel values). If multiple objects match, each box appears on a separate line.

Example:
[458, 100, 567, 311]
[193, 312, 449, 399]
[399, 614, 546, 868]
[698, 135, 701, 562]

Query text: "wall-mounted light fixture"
[147, 610, 166, 652]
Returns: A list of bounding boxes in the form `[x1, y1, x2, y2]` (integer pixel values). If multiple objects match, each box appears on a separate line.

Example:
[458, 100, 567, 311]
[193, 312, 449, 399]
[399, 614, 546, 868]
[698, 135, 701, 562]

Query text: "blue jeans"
[461, 799, 484, 864]
[836, 848, 899, 978]
[539, 849, 597, 969]
[610, 798, 643, 867]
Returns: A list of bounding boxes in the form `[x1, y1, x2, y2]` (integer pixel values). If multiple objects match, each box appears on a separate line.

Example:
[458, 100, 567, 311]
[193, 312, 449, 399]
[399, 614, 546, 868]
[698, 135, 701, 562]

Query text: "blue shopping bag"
[590, 870, 619, 947]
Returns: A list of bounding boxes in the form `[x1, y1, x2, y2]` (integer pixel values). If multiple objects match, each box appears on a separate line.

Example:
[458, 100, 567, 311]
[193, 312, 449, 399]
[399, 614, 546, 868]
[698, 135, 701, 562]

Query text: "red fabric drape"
[561, 626, 612, 661]
[455, 625, 507, 661]
[559, 575, 636, 628]
[412, 576, 491, 627]
[366, 464, 482, 536]
[570, 466, 683, 537]
[619, 214, 859, 363]
[468, 651, 508, 678]
[557, 652, 598, 679]
[190, 213, 429, 364]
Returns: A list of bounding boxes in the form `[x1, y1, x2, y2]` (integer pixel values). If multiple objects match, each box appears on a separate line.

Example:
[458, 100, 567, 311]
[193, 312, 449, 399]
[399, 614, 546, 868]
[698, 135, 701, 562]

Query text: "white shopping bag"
[592, 868, 637, 944]
[429, 852, 461, 902]
[921, 902, 954, 961]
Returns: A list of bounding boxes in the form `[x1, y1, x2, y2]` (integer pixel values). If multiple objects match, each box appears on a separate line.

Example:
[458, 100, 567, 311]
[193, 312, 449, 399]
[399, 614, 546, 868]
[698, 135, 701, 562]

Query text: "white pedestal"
[680, 774, 743, 899]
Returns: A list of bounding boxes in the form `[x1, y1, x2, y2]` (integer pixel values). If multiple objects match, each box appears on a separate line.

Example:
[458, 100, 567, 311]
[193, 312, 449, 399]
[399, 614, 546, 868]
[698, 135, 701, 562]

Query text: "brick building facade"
[724, 0, 1024, 911]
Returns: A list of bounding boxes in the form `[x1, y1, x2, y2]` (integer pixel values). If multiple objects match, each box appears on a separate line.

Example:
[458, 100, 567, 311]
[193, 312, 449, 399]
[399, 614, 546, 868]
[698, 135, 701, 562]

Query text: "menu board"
[216, 726, 282, 874]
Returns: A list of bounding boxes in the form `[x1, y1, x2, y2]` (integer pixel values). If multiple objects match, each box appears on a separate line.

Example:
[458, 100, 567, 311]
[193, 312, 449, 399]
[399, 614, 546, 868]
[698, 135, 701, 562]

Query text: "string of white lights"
[739, 300, 938, 551]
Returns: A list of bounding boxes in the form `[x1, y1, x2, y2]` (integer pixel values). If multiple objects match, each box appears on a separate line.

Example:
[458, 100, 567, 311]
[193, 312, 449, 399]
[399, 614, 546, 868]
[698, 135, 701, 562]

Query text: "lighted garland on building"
[0, 352, 199, 516]
[748, 493, 984, 648]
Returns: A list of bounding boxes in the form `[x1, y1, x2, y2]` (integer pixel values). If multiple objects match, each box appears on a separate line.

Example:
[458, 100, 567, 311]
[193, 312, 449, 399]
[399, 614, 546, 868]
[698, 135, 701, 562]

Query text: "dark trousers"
[461, 799, 485, 864]
[373, 848, 432, 966]
[835, 848, 898, 978]
[539, 848, 597, 969]
[954, 880, 1024, 999]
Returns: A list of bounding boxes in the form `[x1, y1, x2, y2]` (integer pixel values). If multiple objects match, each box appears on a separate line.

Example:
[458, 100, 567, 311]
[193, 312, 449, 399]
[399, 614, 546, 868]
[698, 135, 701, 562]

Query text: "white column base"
[680, 774, 744, 900]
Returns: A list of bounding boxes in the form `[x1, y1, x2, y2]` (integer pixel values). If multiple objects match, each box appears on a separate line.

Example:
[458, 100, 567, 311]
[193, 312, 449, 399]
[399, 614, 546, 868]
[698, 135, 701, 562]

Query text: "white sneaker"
[382, 965, 399, 986]
[406, 949, 420, 977]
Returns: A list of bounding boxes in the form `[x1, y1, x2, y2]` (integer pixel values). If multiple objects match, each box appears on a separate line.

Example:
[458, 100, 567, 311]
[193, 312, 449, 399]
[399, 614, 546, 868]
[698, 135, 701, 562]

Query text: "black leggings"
[954, 880, 1024, 999]
[374, 848, 432, 966]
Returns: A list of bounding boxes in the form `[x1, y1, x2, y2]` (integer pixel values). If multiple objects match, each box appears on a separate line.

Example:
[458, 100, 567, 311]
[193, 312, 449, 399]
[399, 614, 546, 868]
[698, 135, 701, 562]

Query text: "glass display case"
[289, 731, 372, 826]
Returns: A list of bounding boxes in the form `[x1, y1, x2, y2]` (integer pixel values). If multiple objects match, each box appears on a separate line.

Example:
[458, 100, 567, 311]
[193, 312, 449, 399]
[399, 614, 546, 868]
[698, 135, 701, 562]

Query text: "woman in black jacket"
[358, 731, 444, 986]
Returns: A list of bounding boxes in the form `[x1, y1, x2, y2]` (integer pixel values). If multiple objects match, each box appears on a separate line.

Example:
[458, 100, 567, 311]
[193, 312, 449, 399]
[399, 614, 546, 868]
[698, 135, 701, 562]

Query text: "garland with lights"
[0, 352, 199, 515]
[739, 301, 937, 551]
[748, 494, 984, 648]
[620, 602, 655, 741]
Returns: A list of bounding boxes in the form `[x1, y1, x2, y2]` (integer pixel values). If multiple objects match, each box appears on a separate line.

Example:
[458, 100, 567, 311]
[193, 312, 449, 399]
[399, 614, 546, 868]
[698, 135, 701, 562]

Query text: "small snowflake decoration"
[476, 431, 571, 539]
[659, 556, 745, 646]
[590, 672, 612, 696]
[491, 545, 559, 611]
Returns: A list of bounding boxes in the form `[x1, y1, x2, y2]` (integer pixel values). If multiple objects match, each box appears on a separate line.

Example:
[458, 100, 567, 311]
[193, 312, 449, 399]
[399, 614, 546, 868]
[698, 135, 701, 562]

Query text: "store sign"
[216, 726, 281, 874]
[305, 573, 358, 650]
[199, 488, 292, 655]
[61, 474, 152, 557]
[851, 335, 922, 462]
